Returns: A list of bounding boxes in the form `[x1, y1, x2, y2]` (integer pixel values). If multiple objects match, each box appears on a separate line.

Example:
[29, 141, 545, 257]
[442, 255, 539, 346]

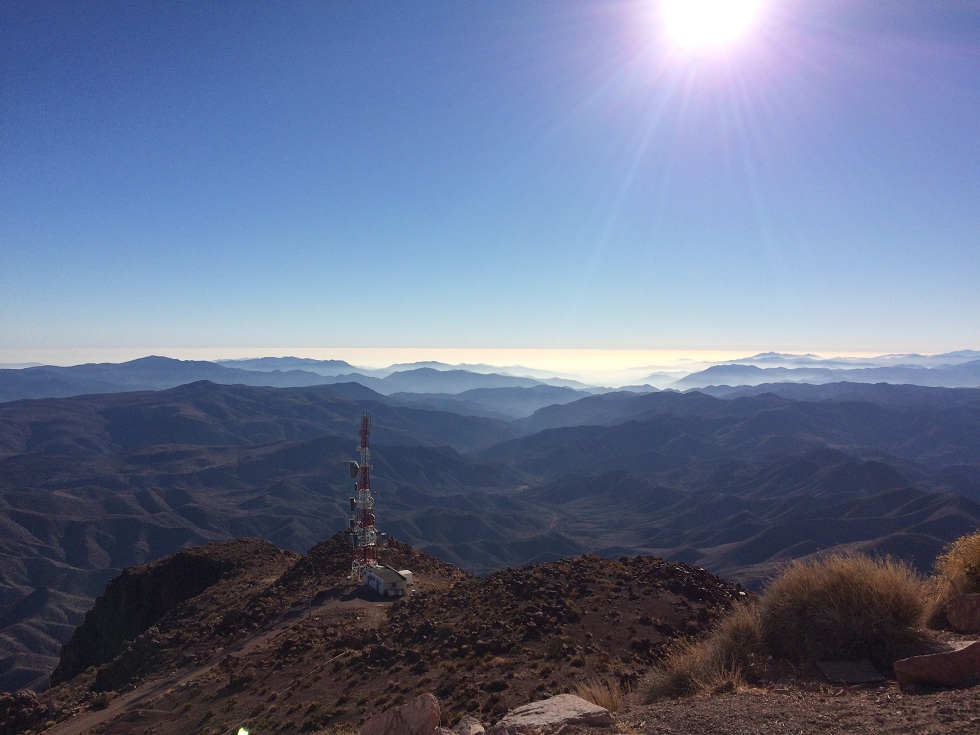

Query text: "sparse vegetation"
[761, 552, 927, 662]
[932, 530, 980, 619]
[572, 677, 624, 712]
[646, 602, 761, 699]
[90, 691, 116, 711]
[647, 552, 928, 700]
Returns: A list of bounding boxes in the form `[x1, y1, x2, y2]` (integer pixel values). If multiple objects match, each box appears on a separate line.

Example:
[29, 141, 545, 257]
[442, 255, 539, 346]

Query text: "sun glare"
[661, 0, 764, 52]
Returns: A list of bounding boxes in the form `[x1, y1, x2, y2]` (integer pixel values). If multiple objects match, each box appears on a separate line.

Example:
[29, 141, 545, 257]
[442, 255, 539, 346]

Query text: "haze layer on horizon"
[2, 346, 968, 387]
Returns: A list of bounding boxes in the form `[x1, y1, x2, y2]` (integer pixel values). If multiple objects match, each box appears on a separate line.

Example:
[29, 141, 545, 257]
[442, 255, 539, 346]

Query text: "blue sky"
[2, 0, 978, 368]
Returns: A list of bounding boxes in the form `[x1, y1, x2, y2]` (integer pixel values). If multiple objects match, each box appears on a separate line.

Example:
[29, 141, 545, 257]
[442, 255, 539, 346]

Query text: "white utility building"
[364, 565, 414, 598]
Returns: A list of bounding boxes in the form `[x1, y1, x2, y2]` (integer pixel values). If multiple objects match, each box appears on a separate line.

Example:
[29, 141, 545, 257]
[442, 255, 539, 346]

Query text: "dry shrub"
[645, 602, 761, 700]
[573, 677, 623, 712]
[646, 552, 930, 700]
[759, 552, 927, 663]
[90, 691, 115, 711]
[926, 530, 980, 628]
[935, 530, 980, 596]
[922, 574, 954, 630]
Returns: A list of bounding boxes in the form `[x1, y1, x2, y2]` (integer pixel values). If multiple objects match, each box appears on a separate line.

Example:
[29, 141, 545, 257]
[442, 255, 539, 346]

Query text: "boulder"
[946, 594, 980, 633]
[438, 714, 485, 735]
[894, 640, 980, 689]
[488, 694, 612, 735]
[361, 693, 441, 735]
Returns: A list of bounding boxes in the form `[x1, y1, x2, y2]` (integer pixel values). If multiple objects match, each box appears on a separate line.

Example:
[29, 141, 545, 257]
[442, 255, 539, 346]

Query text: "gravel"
[594, 683, 980, 735]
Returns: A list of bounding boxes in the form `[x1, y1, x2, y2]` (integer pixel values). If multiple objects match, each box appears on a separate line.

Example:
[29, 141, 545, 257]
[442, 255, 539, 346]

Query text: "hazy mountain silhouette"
[0, 357, 582, 403]
[214, 356, 360, 375]
[700, 350, 980, 369]
[672, 359, 980, 389]
[0, 356, 339, 402]
[0, 380, 516, 457]
[699, 381, 980, 408]
[390, 384, 588, 419]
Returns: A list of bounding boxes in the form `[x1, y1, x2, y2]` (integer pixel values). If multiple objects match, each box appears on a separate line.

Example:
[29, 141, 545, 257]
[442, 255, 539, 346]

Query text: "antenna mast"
[348, 413, 377, 581]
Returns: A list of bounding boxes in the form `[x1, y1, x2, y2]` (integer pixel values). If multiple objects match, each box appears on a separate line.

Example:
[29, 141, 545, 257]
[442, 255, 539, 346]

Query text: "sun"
[661, 0, 765, 52]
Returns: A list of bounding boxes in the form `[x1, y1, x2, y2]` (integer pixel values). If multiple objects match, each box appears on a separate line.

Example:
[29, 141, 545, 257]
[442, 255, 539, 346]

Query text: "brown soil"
[10, 533, 979, 735]
[12, 534, 745, 735]
[591, 683, 980, 735]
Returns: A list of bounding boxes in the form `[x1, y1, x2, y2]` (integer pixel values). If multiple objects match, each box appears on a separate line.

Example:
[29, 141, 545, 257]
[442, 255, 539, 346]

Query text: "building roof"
[366, 565, 408, 584]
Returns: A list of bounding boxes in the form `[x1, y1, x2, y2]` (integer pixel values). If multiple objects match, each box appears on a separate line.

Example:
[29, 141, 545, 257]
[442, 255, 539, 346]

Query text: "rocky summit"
[3, 534, 744, 735]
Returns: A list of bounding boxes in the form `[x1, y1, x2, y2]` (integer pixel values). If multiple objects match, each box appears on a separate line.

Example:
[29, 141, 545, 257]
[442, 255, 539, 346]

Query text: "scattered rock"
[439, 714, 485, 735]
[488, 694, 612, 735]
[946, 595, 980, 633]
[0, 690, 47, 735]
[361, 692, 441, 735]
[894, 640, 980, 689]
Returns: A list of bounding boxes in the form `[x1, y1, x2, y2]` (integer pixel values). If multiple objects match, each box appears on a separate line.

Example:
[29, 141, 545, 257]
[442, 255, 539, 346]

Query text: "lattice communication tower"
[348, 413, 378, 581]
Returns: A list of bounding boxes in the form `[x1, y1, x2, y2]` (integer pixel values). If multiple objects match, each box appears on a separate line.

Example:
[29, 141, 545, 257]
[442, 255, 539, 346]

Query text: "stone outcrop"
[894, 640, 980, 689]
[488, 694, 613, 735]
[946, 595, 980, 633]
[52, 538, 287, 685]
[361, 693, 441, 735]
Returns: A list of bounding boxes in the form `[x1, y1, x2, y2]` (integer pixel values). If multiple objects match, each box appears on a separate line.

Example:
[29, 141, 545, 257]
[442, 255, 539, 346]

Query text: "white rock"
[488, 694, 612, 735]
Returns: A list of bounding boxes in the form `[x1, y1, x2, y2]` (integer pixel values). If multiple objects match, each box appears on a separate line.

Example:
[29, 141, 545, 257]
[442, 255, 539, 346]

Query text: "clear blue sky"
[2, 0, 978, 366]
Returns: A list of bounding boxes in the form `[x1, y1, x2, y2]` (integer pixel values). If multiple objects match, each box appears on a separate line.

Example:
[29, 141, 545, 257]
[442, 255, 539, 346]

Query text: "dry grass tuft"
[646, 551, 930, 700]
[759, 552, 927, 663]
[646, 602, 761, 700]
[573, 677, 624, 712]
[927, 530, 980, 628]
[935, 530, 980, 596]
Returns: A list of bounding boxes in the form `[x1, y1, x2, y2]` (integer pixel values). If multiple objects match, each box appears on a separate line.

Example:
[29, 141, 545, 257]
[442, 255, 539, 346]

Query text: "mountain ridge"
[672, 359, 980, 389]
[0, 357, 588, 404]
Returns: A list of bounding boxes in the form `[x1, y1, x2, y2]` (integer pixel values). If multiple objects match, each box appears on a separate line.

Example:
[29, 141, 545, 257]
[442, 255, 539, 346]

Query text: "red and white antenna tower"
[348, 413, 378, 581]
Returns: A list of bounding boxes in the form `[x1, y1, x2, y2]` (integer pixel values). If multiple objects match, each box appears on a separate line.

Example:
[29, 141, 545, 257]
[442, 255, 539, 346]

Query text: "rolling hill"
[2, 378, 980, 693]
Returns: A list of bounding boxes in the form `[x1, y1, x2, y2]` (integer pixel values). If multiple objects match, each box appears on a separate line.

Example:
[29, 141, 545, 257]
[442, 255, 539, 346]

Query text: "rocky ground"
[3, 532, 978, 735]
[1, 534, 746, 735]
[598, 683, 980, 735]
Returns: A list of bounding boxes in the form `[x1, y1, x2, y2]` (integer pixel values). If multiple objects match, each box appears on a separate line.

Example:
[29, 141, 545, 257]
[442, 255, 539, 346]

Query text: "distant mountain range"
[214, 356, 362, 375]
[660, 350, 980, 389]
[0, 356, 591, 404]
[692, 349, 980, 370]
[670, 359, 980, 389]
[699, 380, 980, 407]
[4, 351, 980, 405]
[2, 377, 980, 691]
